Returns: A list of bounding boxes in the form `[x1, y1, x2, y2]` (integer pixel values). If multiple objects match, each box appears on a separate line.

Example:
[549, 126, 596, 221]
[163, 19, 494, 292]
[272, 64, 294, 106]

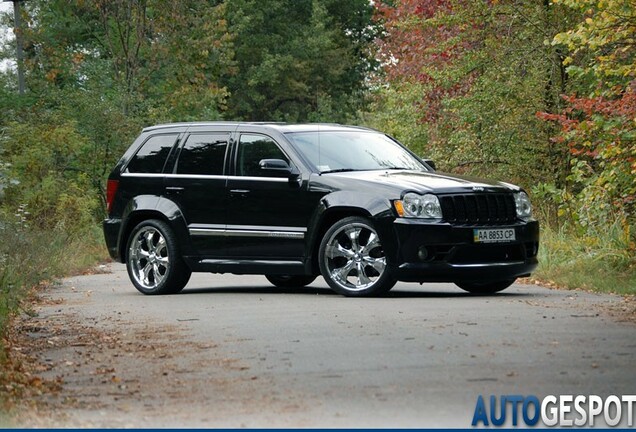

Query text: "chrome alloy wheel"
[323, 222, 387, 292]
[128, 226, 170, 290]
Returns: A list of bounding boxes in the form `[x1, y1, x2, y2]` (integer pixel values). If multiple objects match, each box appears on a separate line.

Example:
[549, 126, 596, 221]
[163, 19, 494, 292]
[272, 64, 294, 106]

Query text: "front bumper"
[387, 218, 540, 283]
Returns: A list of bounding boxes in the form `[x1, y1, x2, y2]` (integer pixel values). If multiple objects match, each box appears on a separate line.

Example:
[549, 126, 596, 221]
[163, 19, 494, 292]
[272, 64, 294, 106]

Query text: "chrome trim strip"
[165, 174, 227, 180]
[189, 227, 305, 239]
[190, 228, 225, 236]
[226, 224, 307, 232]
[200, 259, 304, 266]
[227, 230, 305, 239]
[227, 175, 287, 182]
[121, 173, 288, 182]
[121, 173, 166, 178]
[191, 224, 225, 230]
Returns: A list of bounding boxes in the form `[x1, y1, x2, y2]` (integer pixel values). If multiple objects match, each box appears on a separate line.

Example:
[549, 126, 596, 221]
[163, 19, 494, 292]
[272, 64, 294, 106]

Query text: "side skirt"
[183, 257, 309, 276]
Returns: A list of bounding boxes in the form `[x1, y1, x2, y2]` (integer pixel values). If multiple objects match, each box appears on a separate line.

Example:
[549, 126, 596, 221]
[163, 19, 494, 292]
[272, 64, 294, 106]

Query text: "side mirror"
[259, 159, 301, 183]
[260, 159, 290, 172]
[423, 158, 436, 171]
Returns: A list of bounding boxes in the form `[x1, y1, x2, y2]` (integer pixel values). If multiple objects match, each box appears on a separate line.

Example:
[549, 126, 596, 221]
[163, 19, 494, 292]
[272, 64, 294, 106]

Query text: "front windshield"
[286, 131, 426, 173]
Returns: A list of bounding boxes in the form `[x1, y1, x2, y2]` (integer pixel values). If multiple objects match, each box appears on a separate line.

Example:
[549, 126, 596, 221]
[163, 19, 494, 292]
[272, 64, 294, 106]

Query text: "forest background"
[0, 0, 634, 339]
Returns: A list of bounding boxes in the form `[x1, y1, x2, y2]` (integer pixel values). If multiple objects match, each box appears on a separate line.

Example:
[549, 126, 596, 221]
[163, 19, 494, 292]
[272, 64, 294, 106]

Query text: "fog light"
[417, 246, 429, 261]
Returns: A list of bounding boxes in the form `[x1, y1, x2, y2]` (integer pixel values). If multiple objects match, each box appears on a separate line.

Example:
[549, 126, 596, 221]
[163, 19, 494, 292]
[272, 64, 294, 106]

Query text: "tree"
[539, 0, 636, 225]
[0, 0, 235, 220]
[223, 0, 378, 121]
[372, 0, 574, 191]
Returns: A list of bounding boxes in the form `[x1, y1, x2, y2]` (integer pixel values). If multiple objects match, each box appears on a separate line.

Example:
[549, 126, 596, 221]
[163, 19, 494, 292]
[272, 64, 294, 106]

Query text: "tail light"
[106, 179, 119, 214]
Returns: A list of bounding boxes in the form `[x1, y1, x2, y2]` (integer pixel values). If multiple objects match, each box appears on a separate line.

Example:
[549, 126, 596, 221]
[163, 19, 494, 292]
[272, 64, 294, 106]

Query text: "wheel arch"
[306, 191, 395, 275]
[118, 196, 191, 263]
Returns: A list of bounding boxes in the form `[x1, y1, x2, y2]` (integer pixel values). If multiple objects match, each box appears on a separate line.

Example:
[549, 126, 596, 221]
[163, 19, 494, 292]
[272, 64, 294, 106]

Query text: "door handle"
[165, 186, 184, 191]
[230, 189, 250, 198]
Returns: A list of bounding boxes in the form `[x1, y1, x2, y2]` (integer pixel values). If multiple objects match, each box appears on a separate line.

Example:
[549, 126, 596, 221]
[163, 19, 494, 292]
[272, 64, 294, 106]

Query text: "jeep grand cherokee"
[103, 122, 539, 297]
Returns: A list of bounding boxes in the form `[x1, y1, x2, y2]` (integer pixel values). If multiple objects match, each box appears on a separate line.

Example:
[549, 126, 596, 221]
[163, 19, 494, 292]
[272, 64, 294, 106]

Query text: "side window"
[176, 133, 229, 175]
[127, 134, 178, 174]
[237, 134, 289, 177]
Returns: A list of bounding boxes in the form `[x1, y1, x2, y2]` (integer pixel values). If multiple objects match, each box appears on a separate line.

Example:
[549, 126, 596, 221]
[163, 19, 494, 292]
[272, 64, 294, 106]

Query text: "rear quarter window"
[126, 134, 178, 174]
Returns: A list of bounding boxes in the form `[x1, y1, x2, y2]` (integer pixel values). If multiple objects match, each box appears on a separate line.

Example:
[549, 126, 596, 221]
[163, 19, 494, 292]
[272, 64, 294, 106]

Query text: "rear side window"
[127, 134, 178, 174]
[176, 133, 229, 175]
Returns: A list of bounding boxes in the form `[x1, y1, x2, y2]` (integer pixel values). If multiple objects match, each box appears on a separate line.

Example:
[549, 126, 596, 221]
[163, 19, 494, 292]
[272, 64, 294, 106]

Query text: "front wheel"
[126, 219, 191, 295]
[455, 279, 515, 295]
[265, 275, 317, 288]
[319, 216, 396, 297]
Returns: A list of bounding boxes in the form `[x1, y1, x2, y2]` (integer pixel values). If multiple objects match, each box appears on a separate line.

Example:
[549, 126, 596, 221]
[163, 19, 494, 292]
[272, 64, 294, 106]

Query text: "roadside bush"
[1, 117, 101, 233]
[0, 210, 106, 341]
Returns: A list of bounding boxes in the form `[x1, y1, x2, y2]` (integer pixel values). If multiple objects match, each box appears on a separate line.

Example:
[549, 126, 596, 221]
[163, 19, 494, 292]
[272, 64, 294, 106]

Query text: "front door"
[225, 133, 315, 259]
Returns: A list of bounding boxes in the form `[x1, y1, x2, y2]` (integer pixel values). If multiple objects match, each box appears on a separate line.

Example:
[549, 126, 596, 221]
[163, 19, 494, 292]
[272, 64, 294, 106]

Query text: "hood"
[319, 170, 520, 195]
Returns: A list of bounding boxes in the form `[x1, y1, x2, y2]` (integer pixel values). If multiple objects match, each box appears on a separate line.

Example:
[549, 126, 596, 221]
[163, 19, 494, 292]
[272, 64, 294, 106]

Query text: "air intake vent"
[439, 193, 517, 225]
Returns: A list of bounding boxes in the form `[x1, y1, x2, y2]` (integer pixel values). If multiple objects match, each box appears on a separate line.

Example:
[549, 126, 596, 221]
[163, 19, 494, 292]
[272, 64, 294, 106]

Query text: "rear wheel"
[455, 279, 515, 295]
[126, 219, 191, 295]
[319, 216, 396, 297]
[265, 275, 317, 288]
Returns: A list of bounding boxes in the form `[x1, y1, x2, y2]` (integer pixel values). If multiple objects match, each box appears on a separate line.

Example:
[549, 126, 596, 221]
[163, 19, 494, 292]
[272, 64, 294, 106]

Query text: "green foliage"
[18, 0, 234, 121]
[0, 0, 632, 329]
[0, 0, 379, 346]
[540, 0, 636, 229]
[0, 216, 106, 339]
[1, 116, 99, 231]
[553, 0, 636, 86]
[372, 0, 576, 190]
[361, 82, 430, 158]
[224, 0, 378, 121]
[371, 0, 635, 291]
[536, 220, 636, 295]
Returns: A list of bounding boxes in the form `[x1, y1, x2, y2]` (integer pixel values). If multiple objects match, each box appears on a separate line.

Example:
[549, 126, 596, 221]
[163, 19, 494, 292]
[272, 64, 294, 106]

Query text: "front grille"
[439, 193, 517, 225]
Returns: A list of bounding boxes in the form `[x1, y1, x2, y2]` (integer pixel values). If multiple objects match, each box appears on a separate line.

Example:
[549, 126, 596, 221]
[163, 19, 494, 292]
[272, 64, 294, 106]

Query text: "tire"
[318, 216, 396, 297]
[125, 219, 191, 295]
[455, 279, 515, 295]
[265, 275, 317, 288]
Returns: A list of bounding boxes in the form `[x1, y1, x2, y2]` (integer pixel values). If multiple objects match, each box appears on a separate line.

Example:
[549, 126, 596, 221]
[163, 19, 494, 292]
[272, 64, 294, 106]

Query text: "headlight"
[515, 191, 532, 221]
[394, 193, 442, 219]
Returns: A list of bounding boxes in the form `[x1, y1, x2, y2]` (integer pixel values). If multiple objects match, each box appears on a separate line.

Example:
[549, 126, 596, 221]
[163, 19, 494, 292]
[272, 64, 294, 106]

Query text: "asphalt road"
[16, 263, 636, 427]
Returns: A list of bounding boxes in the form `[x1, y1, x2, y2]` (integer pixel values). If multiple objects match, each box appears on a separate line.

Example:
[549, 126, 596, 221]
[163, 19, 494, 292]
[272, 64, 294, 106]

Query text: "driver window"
[237, 134, 289, 176]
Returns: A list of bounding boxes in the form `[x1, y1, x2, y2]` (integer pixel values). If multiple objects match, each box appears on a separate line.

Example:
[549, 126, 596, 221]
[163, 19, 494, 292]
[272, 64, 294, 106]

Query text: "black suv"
[104, 122, 539, 297]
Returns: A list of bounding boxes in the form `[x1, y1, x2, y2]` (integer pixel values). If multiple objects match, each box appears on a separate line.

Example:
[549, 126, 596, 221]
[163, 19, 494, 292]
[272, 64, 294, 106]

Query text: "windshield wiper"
[320, 168, 362, 174]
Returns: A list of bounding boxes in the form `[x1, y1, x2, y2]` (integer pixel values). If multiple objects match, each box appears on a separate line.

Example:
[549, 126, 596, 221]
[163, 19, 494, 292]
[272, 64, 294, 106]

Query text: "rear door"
[164, 130, 231, 257]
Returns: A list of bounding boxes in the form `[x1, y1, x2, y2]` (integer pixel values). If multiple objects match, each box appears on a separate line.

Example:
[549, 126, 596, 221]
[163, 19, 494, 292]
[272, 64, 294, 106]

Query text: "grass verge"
[0, 221, 107, 417]
[0, 223, 107, 340]
[533, 220, 636, 295]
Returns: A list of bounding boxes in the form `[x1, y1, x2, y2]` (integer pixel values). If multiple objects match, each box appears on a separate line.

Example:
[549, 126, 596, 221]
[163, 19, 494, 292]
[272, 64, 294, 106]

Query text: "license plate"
[473, 228, 516, 243]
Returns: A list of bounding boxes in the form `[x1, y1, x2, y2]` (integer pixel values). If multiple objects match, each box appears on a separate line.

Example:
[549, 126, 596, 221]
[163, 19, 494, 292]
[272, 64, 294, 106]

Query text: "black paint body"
[104, 123, 539, 283]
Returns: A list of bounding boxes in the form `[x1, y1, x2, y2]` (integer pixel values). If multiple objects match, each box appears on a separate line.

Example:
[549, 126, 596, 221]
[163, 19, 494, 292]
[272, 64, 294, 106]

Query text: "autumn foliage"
[0, 0, 634, 299]
[538, 0, 636, 225]
[375, 0, 478, 121]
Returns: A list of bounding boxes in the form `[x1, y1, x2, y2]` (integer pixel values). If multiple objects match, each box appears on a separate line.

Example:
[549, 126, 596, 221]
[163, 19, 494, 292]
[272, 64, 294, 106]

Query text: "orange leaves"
[538, 85, 636, 218]
[45, 69, 60, 82]
[376, 0, 481, 122]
